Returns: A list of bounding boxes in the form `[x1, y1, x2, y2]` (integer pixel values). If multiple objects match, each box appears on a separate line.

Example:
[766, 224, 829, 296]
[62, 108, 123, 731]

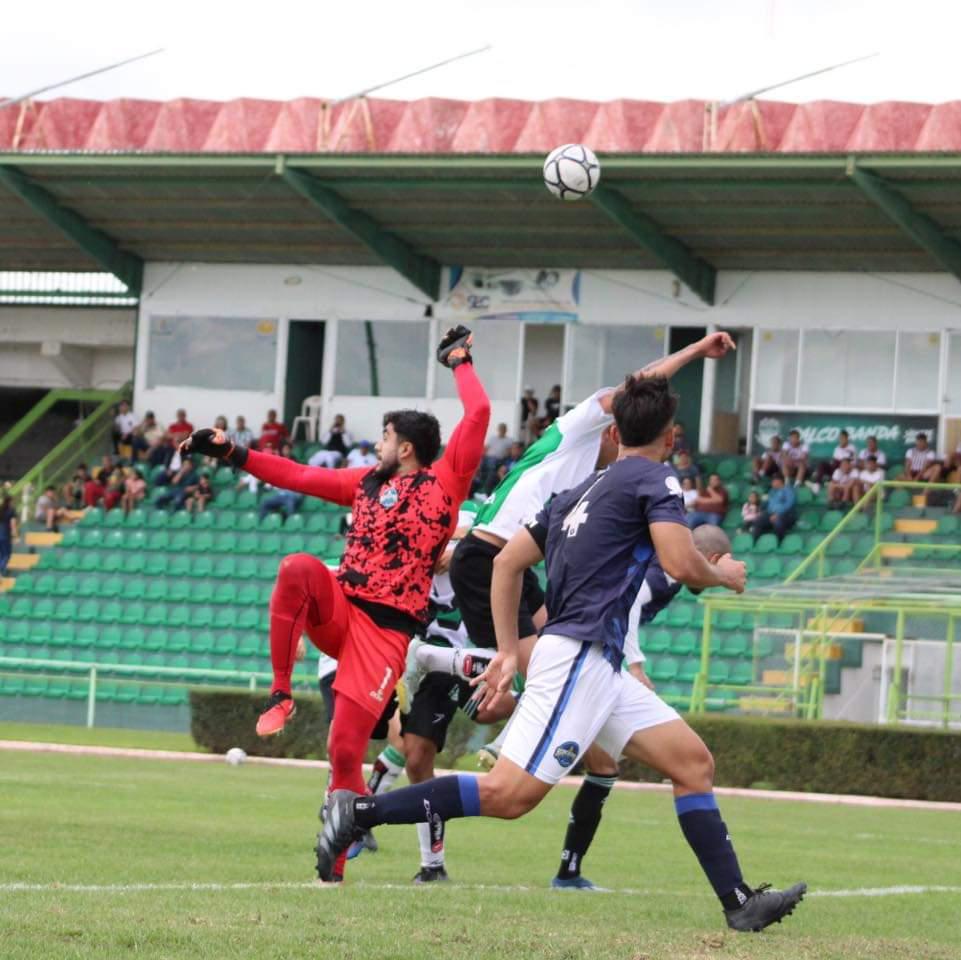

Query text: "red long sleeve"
[433, 362, 491, 501]
[243, 450, 365, 507]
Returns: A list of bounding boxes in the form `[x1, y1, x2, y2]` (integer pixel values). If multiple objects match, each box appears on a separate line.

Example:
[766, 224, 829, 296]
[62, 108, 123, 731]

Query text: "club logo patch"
[379, 486, 399, 508]
[553, 741, 580, 768]
[665, 475, 683, 498]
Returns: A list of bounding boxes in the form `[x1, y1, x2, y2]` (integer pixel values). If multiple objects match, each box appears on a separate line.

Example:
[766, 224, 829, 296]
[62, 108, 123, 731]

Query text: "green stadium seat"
[213, 556, 237, 579]
[844, 512, 869, 532]
[819, 510, 844, 531]
[166, 579, 190, 603]
[285, 534, 307, 553]
[80, 507, 104, 527]
[168, 606, 190, 628]
[794, 485, 814, 506]
[716, 459, 738, 480]
[60, 527, 82, 548]
[284, 514, 306, 532]
[708, 660, 730, 684]
[79, 529, 104, 548]
[214, 532, 238, 554]
[143, 603, 166, 627]
[169, 511, 191, 529]
[720, 632, 749, 658]
[166, 629, 190, 652]
[236, 609, 260, 631]
[190, 555, 214, 578]
[649, 657, 679, 682]
[214, 511, 237, 531]
[305, 513, 327, 533]
[192, 511, 214, 530]
[937, 515, 960, 535]
[308, 534, 330, 555]
[255, 533, 282, 555]
[100, 575, 124, 598]
[138, 684, 163, 705]
[728, 662, 754, 685]
[76, 599, 99, 621]
[99, 600, 123, 624]
[731, 532, 753, 554]
[665, 604, 693, 628]
[23, 677, 49, 697]
[104, 509, 124, 528]
[888, 489, 910, 509]
[669, 631, 698, 657]
[213, 582, 238, 604]
[144, 628, 168, 651]
[192, 581, 214, 604]
[75, 625, 97, 648]
[215, 488, 236, 508]
[50, 623, 75, 648]
[677, 659, 700, 683]
[122, 627, 146, 651]
[833, 557, 860, 576]
[753, 533, 778, 554]
[260, 512, 283, 531]
[192, 531, 215, 552]
[826, 534, 853, 557]
[644, 629, 671, 654]
[235, 557, 258, 580]
[147, 531, 171, 551]
[31, 573, 57, 596]
[756, 556, 783, 580]
[192, 630, 215, 654]
[236, 533, 258, 554]
[96, 625, 122, 650]
[778, 532, 804, 556]
[143, 553, 168, 576]
[212, 631, 240, 655]
[235, 490, 257, 510]
[125, 509, 147, 529]
[26, 622, 52, 646]
[804, 533, 824, 554]
[716, 610, 742, 631]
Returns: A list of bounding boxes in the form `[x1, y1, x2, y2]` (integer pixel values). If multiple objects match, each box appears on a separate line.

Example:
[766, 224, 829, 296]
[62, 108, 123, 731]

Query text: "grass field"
[3, 747, 961, 960]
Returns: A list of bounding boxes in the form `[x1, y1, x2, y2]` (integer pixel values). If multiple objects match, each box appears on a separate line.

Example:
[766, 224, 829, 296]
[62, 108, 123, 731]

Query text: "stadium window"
[334, 320, 429, 397]
[945, 334, 961, 415]
[566, 324, 666, 402]
[434, 321, 521, 401]
[800, 330, 895, 409]
[755, 329, 800, 405]
[894, 331, 940, 411]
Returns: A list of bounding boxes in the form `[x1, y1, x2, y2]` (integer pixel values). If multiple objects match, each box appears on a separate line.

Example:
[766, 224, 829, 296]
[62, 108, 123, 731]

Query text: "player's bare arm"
[650, 521, 746, 593]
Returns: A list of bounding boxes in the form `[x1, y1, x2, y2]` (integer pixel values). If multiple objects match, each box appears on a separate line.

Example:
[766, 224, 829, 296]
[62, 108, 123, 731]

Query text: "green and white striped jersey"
[472, 388, 613, 542]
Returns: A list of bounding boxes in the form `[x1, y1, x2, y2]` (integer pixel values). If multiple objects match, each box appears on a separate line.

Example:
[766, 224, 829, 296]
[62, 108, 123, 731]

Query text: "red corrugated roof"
[2, 96, 961, 153]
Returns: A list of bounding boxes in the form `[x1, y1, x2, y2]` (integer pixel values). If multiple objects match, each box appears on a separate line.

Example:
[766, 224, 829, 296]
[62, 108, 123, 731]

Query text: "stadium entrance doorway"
[520, 323, 564, 435]
[284, 320, 326, 435]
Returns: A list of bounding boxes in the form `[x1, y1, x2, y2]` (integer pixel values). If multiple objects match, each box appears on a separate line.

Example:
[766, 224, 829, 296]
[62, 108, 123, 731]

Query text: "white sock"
[415, 644, 458, 674]
[417, 821, 445, 868]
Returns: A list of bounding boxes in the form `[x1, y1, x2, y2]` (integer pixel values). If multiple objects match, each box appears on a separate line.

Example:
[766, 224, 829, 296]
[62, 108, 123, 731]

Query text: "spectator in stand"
[476, 422, 515, 494]
[154, 458, 196, 511]
[752, 435, 784, 483]
[672, 420, 692, 456]
[103, 470, 124, 511]
[121, 468, 147, 515]
[166, 409, 194, 449]
[900, 433, 941, 483]
[680, 476, 698, 511]
[858, 435, 887, 471]
[859, 455, 885, 498]
[689, 473, 730, 529]
[229, 415, 254, 449]
[740, 491, 762, 532]
[279, 441, 297, 461]
[345, 440, 377, 469]
[0, 495, 18, 576]
[259, 409, 290, 451]
[184, 473, 215, 513]
[309, 414, 354, 468]
[495, 441, 526, 485]
[62, 464, 89, 509]
[827, 459, 861, 509]
[674, 450, 702, 492]
[544, 385, 562, 425]
[112, 400, 137, 455]
[751, 475, 797, 544]
[781, 430, 810, 487]
[36, 485, 68, 531]
[135, 412, 168, 466]
[813, 430, 857, 491]
[83, 470, 106, 509]
[519, 387, 539, 445]
[258, 487, 304, 522]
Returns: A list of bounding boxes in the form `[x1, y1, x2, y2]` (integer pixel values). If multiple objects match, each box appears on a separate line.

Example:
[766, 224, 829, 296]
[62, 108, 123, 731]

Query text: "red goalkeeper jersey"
[242, 364, 490, 629]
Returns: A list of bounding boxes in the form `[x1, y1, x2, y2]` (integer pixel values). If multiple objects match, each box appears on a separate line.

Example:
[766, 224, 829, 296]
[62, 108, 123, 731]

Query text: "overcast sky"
[3, 0, 961, 106]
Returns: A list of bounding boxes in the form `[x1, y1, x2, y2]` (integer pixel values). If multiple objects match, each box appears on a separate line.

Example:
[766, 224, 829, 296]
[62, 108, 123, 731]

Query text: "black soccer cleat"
[436, 325, 473, 369]
[315, 789, 362, 882]
[724, 882, 807, 932]
[412, 865, 450, 884]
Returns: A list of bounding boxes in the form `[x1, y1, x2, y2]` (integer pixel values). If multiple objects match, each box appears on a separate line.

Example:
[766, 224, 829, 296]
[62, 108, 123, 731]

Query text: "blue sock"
[354, 775, 481, 829]
[674, 793, 751, 910]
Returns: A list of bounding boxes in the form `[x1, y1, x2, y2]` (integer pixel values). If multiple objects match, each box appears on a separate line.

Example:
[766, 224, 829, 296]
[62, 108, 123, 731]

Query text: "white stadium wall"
[132, 263, 961, 451]
[0, 307, 135, 390]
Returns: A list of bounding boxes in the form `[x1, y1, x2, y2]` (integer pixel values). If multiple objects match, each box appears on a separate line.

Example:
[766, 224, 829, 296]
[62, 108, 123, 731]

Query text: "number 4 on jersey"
[562, 500, 590, 538]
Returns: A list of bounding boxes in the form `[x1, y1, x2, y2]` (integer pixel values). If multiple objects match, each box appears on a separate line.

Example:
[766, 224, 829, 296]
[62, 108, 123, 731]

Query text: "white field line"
[3, 739, 961, 812]
[1, 880, 959, 898]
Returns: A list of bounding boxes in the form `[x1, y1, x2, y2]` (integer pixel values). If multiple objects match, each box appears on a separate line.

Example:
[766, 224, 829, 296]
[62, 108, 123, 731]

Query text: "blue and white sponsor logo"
[553, 741, 580, 768]
[379, 486, 399, 509]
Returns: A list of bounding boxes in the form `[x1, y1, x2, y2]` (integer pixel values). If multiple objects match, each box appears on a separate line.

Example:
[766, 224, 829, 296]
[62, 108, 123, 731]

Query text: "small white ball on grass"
[225, 747, 247, 766]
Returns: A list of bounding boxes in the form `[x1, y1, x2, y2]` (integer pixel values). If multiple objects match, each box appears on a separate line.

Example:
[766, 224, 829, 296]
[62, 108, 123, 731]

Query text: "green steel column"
[944, 616, 955, 730]
[874, 483, 884, 570]
[888, 609, 906, 724]
[694, 604, 713, 714]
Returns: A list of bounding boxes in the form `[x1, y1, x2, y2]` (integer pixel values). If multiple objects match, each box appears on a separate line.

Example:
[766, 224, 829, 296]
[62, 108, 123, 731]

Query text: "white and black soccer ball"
[543, 143, 601, 201]
[225, 747, 247, 766]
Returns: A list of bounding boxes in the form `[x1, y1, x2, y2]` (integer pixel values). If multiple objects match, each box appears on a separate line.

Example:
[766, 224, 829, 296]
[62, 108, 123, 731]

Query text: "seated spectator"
[689, 473, 729, 529]
[36, 485, 68, 531]
[136, 412, 169, 466]
[279, 441, 297, 461]
[346, 441, 377, 468]
[229, 415, 254, 449]
[154, 458, 196, 511]
[100, 454, 116, 477]
[0, 494, 17, 576]
[62, 464, 89, 509]
[544, 385, 562, 425]
[519, 387, 539, 445]
[781, 430, 809, 487]
[310, 414, 354, 468]
[476, 423, 515, 494]
[184, 473, 215, 513]
[258, 488, 304, 522]
[103, 470, 124, 511]
[899, 433, 941, 483]
[166, 409, 195, 449]
[859, 455, 885, 498]
[83, 470, 106, 509]
[121, 468, 147, 515]
[259, 409, 289, 451]
[112, 400, 137, 456]
[752, 435, 784, 483]
[672, 420, 692, 457]
[944, 441, 961, 483]
[674, 451, 701, 492]
[813, 430, 857, 490]
[751, 475, 797, 544]
[495, 441, 526, 484]
[827, 459, 861, 509]
[740, 491, 762, 532]
[680, 477, 699, 511]
[858, 435, 887, 470]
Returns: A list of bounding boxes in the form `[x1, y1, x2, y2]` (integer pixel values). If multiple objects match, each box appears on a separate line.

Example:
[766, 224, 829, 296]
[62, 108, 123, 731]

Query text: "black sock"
[354, 774, 481, 830]
[556, 773, 616, 879]
[675, 793, 752, 910]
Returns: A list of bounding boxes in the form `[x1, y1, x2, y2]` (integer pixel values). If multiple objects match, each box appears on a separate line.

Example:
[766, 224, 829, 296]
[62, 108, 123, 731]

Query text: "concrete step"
[0, 576, 15, 592]
[7, 553, 39, 571]
[895, 518, 937, 535]
[24, 532, 62, 548]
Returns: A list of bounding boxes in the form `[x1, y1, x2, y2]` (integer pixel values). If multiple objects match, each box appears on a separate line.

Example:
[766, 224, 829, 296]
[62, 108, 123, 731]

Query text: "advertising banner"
[440, 267, 580, 324]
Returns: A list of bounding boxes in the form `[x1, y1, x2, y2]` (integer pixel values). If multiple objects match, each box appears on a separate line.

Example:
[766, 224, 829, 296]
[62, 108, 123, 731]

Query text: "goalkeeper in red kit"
[181, 326, 489, 879]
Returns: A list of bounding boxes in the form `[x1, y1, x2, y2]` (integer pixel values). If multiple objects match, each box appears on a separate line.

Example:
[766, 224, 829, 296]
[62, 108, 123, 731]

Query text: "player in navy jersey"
[315, 374, 805, 932]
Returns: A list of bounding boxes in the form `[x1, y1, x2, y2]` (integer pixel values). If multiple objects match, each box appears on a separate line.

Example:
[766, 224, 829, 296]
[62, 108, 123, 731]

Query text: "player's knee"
[478, 772, 537, 820]
[404, 740, 436, 783]
[276, 552, 316, 585]
[677, 743, 714, 793]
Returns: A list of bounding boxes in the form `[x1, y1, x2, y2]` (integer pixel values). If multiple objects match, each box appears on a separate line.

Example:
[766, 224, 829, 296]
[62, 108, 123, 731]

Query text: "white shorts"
[500, 633, 680, 785]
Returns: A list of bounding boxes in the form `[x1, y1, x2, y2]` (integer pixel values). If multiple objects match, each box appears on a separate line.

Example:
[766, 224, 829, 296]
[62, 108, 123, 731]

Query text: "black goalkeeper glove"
[437, 325, 474, 369]
[180, 428, 248, 468]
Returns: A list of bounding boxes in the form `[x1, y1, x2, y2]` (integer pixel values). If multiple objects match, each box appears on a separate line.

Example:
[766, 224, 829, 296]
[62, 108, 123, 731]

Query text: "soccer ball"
[225, 747, 247, 766]
[543, 143, 601, 201]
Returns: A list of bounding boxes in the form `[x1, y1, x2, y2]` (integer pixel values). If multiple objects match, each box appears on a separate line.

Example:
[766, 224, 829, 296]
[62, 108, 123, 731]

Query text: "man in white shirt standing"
[812, 429, 856, 492]
[112, 400, 137, 455]
[781, 430, 810, 487]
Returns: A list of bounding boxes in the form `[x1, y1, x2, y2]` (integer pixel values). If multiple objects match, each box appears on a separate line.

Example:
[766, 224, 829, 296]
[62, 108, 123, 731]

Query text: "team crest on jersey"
[665, 475, 683, 498]
[553, 741, 580, 768]
[379, 486, 399, 508]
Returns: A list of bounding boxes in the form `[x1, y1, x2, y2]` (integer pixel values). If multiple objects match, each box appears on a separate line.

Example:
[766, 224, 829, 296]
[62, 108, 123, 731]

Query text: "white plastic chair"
[291, 395, 323, 443]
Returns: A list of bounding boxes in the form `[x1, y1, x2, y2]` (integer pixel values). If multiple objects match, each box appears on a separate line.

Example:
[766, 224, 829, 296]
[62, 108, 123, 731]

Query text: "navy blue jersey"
[526, 456, 688, 667]
[639, 559, 683, 625]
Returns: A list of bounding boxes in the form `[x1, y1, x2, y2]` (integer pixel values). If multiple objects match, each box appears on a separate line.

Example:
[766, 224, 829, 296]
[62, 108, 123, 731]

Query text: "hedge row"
[191, 691, 961, 801]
